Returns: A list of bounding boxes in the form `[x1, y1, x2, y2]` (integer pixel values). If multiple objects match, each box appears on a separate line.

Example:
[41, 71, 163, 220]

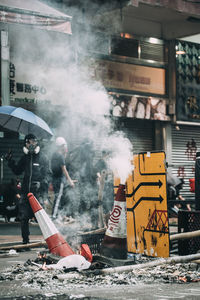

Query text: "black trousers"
[18, 193, 37, 243]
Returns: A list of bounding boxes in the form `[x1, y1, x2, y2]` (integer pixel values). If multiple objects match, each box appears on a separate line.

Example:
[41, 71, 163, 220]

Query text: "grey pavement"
[0, 220, 200, 299]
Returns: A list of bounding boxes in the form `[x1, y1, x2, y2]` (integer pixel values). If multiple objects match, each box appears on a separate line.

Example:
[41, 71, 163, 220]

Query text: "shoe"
[23, 240, 29, 244]
[18, 247, 31, 252]
[18, 241, 31, 252]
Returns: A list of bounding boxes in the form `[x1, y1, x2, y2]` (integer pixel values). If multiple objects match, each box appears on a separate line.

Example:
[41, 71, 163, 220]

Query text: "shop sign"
[90, 59, 166, 95]
[9, 60, 51, 106]
[111, 94, 170, 121]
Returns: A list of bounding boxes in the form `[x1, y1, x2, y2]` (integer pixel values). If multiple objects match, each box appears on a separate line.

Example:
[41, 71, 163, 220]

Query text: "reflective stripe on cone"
[100, 184, 127, 259]
[28, 193, 74, 257]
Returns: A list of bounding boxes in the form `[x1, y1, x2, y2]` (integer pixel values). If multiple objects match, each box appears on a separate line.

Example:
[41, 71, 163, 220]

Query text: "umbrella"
[0, 105, 53, 139]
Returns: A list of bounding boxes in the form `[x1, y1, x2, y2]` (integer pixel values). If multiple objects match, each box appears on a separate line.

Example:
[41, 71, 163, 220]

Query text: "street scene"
[1, 0, 200, 299]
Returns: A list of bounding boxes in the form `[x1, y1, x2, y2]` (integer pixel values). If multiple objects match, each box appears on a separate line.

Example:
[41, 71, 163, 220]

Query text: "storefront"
[0, 1, 72, 184]
[87, 52, 170, 154]
[170, 39, 200, 199]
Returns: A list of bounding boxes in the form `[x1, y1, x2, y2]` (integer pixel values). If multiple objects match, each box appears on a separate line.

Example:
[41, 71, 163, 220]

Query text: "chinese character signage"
[111, 94, 169, 121]
[9, 60, 51, 106]
[176, 40, 200, 122]
[89, 59, 166, 95]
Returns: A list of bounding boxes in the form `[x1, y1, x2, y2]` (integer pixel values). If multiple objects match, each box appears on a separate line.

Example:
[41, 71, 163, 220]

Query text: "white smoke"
[10, 3, 134, 228]
[106, 133, 134, 184]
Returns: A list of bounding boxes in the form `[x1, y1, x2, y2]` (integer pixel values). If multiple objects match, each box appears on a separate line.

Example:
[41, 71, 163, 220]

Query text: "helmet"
[24, 134, 37, 145]
[55, 137, 67, 148]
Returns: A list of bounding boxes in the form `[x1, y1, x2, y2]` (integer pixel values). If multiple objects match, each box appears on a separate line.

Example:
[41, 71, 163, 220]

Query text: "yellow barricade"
[115, 151, 169, 258]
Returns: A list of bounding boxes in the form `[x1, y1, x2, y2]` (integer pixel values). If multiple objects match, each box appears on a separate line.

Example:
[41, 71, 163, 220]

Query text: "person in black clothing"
[51, 137, 75, 220]
[167, 173, 191, 213]
[6, 134, 49, 244]
[3, 178, 21, 222]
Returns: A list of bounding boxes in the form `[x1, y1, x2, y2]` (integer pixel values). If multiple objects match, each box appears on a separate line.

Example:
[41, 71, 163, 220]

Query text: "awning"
[0, 0, 72, 34]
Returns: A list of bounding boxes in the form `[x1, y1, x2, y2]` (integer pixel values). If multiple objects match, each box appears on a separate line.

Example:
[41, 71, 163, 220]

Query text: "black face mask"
[28, 144, 36, 154]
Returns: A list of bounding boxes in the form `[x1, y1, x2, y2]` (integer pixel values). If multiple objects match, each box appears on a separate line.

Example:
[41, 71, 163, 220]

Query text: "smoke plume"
[10, 2, 133, 230]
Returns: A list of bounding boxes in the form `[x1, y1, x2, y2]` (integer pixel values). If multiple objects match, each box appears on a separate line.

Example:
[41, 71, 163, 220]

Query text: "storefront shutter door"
[171, 124, 200, 200]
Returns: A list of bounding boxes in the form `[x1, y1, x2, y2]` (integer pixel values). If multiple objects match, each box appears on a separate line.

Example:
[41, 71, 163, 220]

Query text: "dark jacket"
[8, 152, 49, 196]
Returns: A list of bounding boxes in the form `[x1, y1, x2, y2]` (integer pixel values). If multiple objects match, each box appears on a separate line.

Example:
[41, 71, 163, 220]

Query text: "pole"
[170, 229, 200, 241]
[195, 152, 200, 210]
[0, 241, 46, 250]
[0, 156, 3, 184]
[94, 253, 200, 275]
[98, 170, 106, 228]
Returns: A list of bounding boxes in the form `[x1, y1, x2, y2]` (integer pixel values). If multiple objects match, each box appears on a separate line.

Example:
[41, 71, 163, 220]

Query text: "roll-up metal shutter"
[115, 118, 154, 154]
[0, 138, 24, 184]
[171, 124, 199, 200]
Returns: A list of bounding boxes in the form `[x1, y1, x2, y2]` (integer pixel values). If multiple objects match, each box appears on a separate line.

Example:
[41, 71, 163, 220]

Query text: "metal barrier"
[79, 233, 105, 255]
[178, 210, 200, 255]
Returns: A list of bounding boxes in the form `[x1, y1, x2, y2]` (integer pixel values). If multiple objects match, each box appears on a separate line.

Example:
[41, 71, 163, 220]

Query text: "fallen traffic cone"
[28, 193, 74, 257]
[80, 244, 93, 263]
[100, 184, 127, 259]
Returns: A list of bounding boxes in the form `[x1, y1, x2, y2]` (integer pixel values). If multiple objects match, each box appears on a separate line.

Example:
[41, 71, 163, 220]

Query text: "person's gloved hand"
[5, 149, 12, 161]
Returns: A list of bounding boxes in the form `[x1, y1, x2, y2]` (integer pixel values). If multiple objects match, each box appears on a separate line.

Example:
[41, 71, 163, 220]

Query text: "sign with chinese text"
[9, 60, 51, 106]
[89, 59, 166, 95]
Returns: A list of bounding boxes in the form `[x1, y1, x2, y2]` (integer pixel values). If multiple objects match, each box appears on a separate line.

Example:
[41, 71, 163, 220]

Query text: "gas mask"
[23, 136, 40, 155]
[28, 143, 37, 154]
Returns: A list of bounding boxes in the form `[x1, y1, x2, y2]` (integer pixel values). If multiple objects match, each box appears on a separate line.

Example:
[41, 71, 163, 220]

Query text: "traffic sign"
[114, 151, 169, 257]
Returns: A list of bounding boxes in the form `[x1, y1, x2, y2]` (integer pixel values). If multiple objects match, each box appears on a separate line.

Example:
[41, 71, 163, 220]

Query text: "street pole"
[195, 152, 200, 210]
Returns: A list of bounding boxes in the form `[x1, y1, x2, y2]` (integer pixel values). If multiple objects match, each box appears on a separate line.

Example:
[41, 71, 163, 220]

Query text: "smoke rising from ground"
[10, 4, 133, 227]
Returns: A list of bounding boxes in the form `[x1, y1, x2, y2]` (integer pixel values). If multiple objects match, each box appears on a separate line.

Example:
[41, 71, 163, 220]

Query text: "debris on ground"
[1, 252, 200, 299]
[32, 254, 91, 271]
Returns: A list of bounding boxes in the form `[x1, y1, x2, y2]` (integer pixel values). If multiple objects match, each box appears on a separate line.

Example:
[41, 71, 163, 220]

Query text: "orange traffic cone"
[28, 193, 74, 257]
[100, 184, 127, 259]
[80, 244, 93, 263]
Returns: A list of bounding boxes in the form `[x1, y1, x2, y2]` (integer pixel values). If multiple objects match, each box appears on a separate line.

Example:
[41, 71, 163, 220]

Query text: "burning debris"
[1, 252, 200, 299]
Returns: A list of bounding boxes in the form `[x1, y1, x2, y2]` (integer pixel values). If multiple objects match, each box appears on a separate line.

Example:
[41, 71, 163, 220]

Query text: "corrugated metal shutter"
[171, 124, 199, 200]
[115, 118, 154, 154]
[0, 138, 24, 184]
[140, 40, 164, 62]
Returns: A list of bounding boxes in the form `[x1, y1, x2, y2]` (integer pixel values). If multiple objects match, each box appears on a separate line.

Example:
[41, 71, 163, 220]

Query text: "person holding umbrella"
[5, 134, 49, 245]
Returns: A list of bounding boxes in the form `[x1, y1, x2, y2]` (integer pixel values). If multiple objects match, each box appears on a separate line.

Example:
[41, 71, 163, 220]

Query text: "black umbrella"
[0, 105, 53, 139]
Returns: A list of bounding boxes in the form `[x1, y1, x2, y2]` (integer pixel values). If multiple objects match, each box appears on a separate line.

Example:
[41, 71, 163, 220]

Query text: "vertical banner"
[1, 31, 10, 106]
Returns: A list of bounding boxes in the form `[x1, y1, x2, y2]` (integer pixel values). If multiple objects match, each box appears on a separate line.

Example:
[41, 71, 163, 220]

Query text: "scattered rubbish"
[94, 252, 200, 275]
[69, 294, 86, 299]
[37, 254, 91, 271]
[0, 249, 19, 258]
[1, 252, 200, 298]
[55, 272, 83, 281]
[8, 249, 18, 256]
